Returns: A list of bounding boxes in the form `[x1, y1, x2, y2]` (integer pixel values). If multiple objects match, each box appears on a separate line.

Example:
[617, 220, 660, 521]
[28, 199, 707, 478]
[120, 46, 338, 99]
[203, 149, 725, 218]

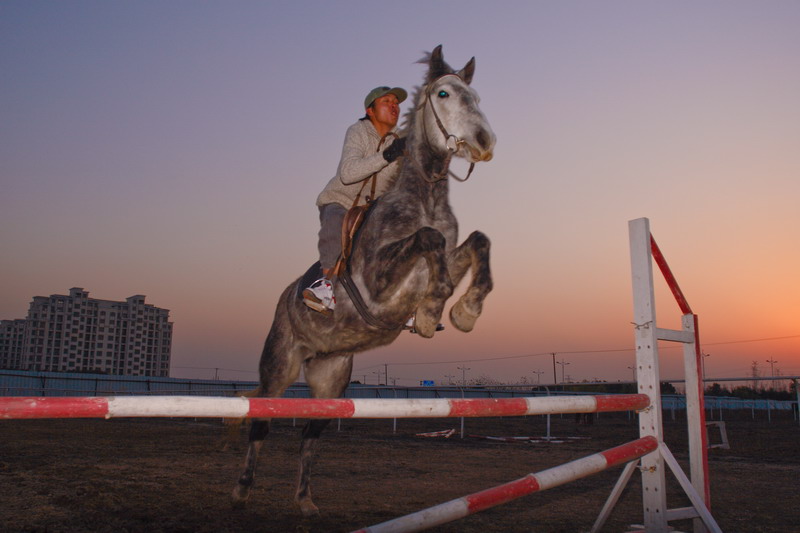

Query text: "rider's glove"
[382, 137, 406, 163]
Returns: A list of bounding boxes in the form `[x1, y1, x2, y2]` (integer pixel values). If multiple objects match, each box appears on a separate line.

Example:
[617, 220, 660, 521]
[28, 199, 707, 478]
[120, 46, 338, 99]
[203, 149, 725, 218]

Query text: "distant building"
[0, 287, 173, 377]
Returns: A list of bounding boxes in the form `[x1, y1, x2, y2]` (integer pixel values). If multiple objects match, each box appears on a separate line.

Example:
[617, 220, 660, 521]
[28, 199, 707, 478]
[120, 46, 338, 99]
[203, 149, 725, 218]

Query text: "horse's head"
[417, 45, 496, 164]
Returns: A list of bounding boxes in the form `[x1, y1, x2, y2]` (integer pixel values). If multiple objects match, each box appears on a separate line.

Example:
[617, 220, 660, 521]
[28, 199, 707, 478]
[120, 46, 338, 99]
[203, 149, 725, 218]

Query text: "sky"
[2, 1, 799, 387]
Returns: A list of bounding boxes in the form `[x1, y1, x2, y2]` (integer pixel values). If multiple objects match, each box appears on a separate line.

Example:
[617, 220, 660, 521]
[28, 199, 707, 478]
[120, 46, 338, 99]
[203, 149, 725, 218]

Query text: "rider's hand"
[382, 137, 406, 163]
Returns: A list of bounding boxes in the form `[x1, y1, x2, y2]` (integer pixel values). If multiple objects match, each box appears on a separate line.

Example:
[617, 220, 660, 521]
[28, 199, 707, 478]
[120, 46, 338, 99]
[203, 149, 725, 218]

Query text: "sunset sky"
[2, 1, 799, 387]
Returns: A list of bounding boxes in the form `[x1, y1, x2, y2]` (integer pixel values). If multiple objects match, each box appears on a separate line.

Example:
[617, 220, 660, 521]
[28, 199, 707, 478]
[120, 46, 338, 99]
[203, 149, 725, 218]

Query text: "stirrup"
[303, 278, 336, 315]
[303, 293, 333, 316]
[404, 315, 445, 334]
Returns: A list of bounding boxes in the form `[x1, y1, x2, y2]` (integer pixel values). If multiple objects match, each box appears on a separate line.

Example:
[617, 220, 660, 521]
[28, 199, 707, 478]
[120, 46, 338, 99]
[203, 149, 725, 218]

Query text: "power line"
[352, 333, 800, 372]
[383, 347, 631, 367]
[702, 334, 800, 346]
[175, 334, 799, 378]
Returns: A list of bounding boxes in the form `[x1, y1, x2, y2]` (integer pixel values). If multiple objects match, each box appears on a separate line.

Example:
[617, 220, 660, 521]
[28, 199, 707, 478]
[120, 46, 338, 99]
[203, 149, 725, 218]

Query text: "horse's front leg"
[447, 230, 492, 332]
[373, 226, 453, 338]
[231, 295, 305, 510]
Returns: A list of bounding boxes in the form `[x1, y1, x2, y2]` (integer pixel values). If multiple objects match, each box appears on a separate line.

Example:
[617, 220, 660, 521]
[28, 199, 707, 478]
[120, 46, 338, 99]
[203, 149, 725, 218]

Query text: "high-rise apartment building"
[0, 287, 173, 377]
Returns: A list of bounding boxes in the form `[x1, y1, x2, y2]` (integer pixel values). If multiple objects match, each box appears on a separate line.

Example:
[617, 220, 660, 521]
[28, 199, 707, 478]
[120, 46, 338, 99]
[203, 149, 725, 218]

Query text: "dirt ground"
[1, 410, 798, 532]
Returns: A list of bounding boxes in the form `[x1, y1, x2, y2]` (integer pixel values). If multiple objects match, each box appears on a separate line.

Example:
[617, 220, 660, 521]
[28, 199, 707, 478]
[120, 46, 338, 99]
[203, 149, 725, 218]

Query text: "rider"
[303, 86, 408, 314]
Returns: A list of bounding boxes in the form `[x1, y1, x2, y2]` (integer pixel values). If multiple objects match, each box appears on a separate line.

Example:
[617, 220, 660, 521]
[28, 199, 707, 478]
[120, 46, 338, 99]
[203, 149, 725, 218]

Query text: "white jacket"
[316, 119, 401, 208]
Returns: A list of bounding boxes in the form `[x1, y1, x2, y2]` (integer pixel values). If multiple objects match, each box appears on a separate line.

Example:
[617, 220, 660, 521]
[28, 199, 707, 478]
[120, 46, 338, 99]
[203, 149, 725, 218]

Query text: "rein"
[413, 74, 476, 183]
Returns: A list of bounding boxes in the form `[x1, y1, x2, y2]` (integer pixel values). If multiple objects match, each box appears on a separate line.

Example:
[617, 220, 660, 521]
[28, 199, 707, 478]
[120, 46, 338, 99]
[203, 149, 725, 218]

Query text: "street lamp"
[702, 352, 711, 379]
[766, 358, 778, 377]
[532, 370, 545, 384]
[457, 366, 470, 386]
[556, 359, 570, 383]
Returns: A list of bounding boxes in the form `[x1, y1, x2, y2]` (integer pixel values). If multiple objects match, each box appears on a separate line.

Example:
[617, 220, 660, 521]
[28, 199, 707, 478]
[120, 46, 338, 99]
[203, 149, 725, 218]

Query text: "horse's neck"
[396, 132, 450, 205]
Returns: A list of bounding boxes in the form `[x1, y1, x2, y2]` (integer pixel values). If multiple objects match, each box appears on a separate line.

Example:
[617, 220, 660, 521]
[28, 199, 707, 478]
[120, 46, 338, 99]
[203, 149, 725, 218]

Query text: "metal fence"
[0, 370, 569, 400]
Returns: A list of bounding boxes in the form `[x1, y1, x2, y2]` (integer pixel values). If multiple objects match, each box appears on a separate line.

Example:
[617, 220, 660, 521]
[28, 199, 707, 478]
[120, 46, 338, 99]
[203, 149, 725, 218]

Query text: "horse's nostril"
[476, 129, 493, 151]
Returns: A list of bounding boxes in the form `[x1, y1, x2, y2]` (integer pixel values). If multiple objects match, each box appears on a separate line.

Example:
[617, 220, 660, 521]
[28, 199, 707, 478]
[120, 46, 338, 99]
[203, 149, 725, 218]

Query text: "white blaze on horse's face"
[426, 74, 496, 163]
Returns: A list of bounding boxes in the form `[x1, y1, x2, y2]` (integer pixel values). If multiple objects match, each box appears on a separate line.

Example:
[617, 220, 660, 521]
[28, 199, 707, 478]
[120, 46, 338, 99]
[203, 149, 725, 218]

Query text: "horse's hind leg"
[231, 418, 270, 507]
[231, 311, 306, 509]
[447, 230, 492, 332]
[295, 353, 354, 517]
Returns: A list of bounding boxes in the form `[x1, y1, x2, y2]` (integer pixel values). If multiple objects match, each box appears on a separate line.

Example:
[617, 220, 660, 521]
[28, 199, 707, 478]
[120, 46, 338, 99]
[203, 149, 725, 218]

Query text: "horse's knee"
[467, 230, 491, 251]
[416, 226, 447, 251]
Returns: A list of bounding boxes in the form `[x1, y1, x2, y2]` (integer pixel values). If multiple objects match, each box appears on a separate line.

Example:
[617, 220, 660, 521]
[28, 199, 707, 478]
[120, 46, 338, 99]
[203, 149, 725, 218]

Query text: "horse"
[231, 45, 496, 517]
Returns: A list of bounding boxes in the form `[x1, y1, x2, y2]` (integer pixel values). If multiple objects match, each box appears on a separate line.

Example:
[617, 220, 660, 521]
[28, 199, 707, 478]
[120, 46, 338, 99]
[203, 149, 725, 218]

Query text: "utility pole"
[750, 361, 760, 390]
[457, 366, 470, 386]
[551, 353, 557, 385]
[385, 363, 389, 386]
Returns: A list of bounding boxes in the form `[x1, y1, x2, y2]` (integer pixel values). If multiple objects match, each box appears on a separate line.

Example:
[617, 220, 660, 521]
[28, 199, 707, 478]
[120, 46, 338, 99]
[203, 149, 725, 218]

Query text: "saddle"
[332, 174, 377, 277]
[296, 175, 377, 300]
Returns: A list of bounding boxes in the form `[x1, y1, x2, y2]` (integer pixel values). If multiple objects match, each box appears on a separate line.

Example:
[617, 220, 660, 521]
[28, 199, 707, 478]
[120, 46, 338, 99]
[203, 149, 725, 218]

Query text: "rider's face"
[367, 94, 400, 131]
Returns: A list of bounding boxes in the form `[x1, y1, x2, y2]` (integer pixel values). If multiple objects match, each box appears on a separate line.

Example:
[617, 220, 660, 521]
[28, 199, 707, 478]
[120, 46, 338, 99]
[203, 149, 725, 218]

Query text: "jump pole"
[0, 394, 649, 420]
[353, 436, 658, 533]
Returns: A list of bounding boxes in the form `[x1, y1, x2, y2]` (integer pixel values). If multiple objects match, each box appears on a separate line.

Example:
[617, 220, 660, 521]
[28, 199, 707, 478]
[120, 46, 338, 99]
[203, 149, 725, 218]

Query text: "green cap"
[364, 86, 407, 110]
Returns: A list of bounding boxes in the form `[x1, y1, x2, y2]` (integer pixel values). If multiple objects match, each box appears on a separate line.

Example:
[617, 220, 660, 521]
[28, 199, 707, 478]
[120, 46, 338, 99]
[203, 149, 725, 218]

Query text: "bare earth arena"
[1, 409, 798, 532]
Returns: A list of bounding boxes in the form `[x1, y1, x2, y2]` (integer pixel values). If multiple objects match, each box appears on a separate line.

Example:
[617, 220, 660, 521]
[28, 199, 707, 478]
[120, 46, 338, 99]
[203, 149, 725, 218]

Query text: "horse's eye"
[437, 90, 449, 98]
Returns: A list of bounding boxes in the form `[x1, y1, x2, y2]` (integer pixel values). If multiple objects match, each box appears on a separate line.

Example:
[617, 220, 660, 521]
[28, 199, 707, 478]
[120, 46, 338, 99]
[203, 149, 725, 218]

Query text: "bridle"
[413, 73, 477, 183]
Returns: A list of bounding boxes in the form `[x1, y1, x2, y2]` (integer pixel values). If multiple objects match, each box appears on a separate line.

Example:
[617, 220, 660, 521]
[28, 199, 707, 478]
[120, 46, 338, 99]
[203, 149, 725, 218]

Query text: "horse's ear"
[458, 57, 475, 85]
[427, 44, 448, 83]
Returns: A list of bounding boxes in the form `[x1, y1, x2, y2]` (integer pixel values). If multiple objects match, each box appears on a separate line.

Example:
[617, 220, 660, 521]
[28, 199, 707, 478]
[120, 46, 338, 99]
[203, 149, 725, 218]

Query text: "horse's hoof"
[450, 300, 479, 332]
[230, 485, 250, 509]
[298, 500, 320, 517]
[412, 319, 437, 338]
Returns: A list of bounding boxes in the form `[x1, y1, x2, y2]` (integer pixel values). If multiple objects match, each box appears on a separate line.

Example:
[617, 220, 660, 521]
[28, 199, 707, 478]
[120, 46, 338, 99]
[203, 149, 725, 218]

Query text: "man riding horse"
[232, 46, 495, 516]
[303, 86, 408, 314]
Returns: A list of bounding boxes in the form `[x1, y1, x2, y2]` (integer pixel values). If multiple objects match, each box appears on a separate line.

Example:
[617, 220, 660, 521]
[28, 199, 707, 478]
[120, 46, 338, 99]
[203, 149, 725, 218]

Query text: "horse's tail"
[221, 387, 261, 450]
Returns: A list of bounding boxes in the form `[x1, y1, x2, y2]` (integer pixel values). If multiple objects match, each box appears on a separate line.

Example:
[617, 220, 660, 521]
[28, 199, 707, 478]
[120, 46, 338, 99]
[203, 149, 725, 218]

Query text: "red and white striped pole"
[353, 436, 658, 533]
[0, 394, 650, 420]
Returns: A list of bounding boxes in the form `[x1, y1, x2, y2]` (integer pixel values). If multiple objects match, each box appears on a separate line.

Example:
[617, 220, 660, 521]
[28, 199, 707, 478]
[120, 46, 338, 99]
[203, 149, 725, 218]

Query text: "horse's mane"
[399, 46, 457, 134]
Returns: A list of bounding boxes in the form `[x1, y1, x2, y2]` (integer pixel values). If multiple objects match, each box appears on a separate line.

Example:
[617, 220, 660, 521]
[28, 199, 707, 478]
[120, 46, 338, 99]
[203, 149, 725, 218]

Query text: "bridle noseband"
[415, 74, 477, 183]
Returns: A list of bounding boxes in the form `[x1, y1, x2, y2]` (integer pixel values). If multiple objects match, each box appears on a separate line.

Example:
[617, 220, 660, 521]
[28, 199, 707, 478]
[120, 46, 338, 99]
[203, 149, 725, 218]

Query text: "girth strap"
[338, 270, 402, 330]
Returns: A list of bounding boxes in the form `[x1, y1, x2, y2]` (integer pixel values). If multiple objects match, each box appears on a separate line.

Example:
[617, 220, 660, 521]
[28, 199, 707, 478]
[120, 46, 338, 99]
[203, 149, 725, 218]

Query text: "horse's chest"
[425, 210, 458, 246]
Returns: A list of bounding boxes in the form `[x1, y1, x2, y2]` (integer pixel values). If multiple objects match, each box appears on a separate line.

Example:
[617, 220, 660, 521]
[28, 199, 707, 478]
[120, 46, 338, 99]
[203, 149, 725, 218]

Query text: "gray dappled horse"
[231, 45, 496, 516]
